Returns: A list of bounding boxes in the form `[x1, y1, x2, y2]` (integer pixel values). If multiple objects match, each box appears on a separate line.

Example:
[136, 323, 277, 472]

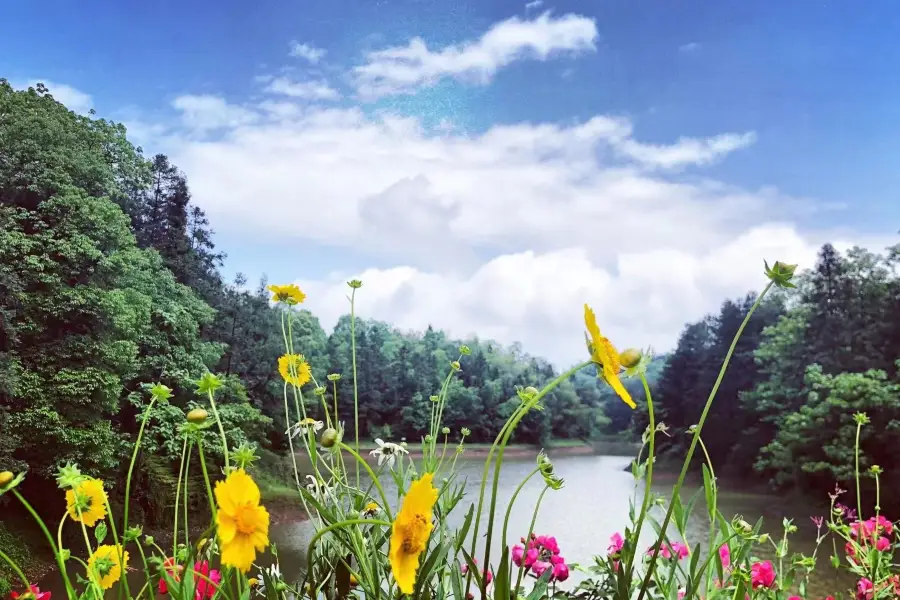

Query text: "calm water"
[38, 454, 852, 597]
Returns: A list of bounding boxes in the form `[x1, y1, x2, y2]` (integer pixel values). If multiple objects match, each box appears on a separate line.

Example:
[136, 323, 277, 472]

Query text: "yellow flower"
[248, 578, 259, 587]
[584, 304, 636, 409]
[87, 544, 128, 590]
[215, 468, 270, 573]
[363, 501, 379, 515]
[267, 284, 306, 305]
[65, 479, 108, 527]
[278, 354, 311, 387]
[389, 473, 438, 594]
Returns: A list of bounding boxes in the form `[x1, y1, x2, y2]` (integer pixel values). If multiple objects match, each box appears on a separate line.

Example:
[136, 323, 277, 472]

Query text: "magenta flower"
[876, 536, 891, 552]
[750, 560, 776, 589]
[525, 548, 539, 568]
[511, 545, 525, 567]
[608, 532, 624, 555]
[788, 596, 801, 600]
[670, 542, 690, 560]
[532, 560, 552, 578]
[857, 578, 874, 600]
[718, 544, 731, 570]
[811, 515, 824, 530]
[677, 590, 686, 600]
[542, 536, 561, 555]
[552, 561, 569, 582]
[461, 560, 493, 585]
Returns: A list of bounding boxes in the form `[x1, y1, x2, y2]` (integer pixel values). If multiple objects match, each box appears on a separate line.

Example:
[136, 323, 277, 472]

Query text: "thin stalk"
[305, 519, 392, 590]
[626, 372, 657, 579]
[15, 492, 75, 598]
[100, 494, 130, 600]
[184, 441, 193, 548]
[0, 549, 31, 590]
[283, 384, 302, 488]
[479, 361, 590, 598]
[855, 421, 863, 521]
[636, 280, 773, 600]
[338, 443, 393, 520]
[350, 288, 361, 486]
[513, 485, 551, 595]
[122, 397, 157, 552]
[206, 387, 230, 471]
[501, 466, 541, 548]
[197, 441, 218, 520]
[174, 436, 189, 556]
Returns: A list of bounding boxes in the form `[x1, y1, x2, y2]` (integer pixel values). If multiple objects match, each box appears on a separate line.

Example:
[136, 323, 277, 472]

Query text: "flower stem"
[636, 281, 773, 600]
[855, 421, 863, 521]
[305, 519, 391, 593]
[501, 466, 541, 551]
[338, 443, 393, 521]
[350, 287, 361, 487]
[13, 491, 75, 597]
[184, 441, 193, 548]
[513, 485, 550, 595]
[122, 397, 157, 552]
[0, 548, 31, 590]
[626, 372, 657, 579]
[206, 387, 230, 471]
[174, 435, 189, 556]
[197, 441, 218, 521]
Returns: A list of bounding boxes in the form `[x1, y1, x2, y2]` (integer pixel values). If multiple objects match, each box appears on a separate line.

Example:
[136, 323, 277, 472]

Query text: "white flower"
[305, 475, 333, 502]
[369, 438, 408, 469]
[287, 418, 324, 439]
[256, 563, 281, 595]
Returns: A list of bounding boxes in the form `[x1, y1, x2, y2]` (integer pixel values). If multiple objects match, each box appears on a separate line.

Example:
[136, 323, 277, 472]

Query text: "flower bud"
[144, 535, 155, 545]
[764, 260, 798, 289]
[248, 578, 259, 587]
[450, 360, 461, 371]
[758, 533, 770, 543]
[314, 386, 327, 396]
[349, 574, 358, 587]
[0, 471, 13, 487]
[424, 434, 434, 443]
[442, 427, 451, 435]
[321, 428, 339, 448]
[459, 345, 471, 356]
[187, 408, 209, 424]
[347, 279, 363, 289]
[461, 427, 471, 437]
[430, 395, 439, 403]
[327, 373, 341, 382]
[619, 348, 642, 369]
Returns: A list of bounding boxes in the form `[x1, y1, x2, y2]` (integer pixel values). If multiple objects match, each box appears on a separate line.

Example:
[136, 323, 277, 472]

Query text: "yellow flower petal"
[389, 473, 438, 594]
[215, 469, 270, 573]
[278, 354, 311, 387]
[65, 479, 108, 527]
[584, 303, 635, 409]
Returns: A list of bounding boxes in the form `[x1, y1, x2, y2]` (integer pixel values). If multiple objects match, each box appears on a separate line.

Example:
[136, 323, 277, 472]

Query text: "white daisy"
[287, 417, 324, 439]
[255, 563, 281, 596]
[369, 438, 409, 469]
[305, 474, 333, 503]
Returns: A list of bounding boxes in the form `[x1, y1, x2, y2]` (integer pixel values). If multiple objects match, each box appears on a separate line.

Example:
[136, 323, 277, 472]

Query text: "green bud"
[60, 549, 71, 562]
[450, 360, 461, 371]
[424, 434, 434, 443]
[187, 408, 209, 424]
[347, 279, 363, 289]
[459, 345, 471, 356]
[619, 348, 642, 369]
[321, 428, 339, 448]
[55, 463, 84, 489]
[853, 412, 870, 425]
[149, 383, 173, 402]
[195, 372, 222, 395]
[461, 427, 471, 437]
[442, 427, 450, 435]
[144, 535, 155, 545]
[327, 373, 341, 382]
[430, 395, 440, 403]
[314, 386, 327, 396]
[758, 533, 770, 543]
[764, 260, 798, 289]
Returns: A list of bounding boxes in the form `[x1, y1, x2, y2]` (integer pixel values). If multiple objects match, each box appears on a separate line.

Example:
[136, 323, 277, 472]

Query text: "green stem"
[479, 361, 590, 598]
[350, 288, 361, 487]
[184, 441, 193, 548]
[626, 372, 657, 579]
[855, 421, 863, 521]
[197, 441, 218, 520]
[174, 436, 189, 557]
[123, 397, 157, 550]
[283, 384, 302, 488]
[15, 492, 75, 598]
[513, 485, 551, 596]
[101, 494, 131, 600]
[305, 519, 391, 591]
[636, 280, 773, 600]
[501, 466, 541, 550]
[0, 549, 31, 590]
[206, 387, 230, 471]
[338, 443, 394, 521]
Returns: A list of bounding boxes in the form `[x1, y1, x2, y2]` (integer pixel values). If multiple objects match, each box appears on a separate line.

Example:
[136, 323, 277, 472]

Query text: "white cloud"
[525, 0, 544, 10]
[264, 77, 341, 100]
[353, 11, 598, 98]
[615, 132, 758, 170]
[171, 95, 258, 132]
[679, 42, 701, 53]
[289, 41, 327, 63]
[14, 79, 93, 114]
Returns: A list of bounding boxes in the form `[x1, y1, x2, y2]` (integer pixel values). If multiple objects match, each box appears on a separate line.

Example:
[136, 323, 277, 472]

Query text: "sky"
[3, 0, 899, 367]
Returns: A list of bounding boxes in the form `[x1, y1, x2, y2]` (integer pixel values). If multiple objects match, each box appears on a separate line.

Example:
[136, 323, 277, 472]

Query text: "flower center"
[400, 514, 429, 554]
[234, 506, 258, 534]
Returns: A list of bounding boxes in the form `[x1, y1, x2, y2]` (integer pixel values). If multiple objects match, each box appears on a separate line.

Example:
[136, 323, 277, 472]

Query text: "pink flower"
[876, 536, 891, 552]
[484, 569, 493, 585]
[718, 544, 731, 570]
[552, 561, 570, 582]
[532, 560, 552, 578]
[811, 516, 824, 530]
[678, 590, 686, 600]
[525, 548, 539, 568]
[851, 520, 875, 541]
[670, 542, 690, 560]
[10, 587, 50, 600]
[542, 536, 561, 555]
[192, 561, 221, 600]
[873, 515, 893, 535]
[788, 596, 801, 600]
[511, 545, 525, 567]
[857, 578, 874, 600]
[461, 560, 493, 585]
[750, 561, 776, 589]
[608, 532, 624, 555]
[159, 557, 183, 595]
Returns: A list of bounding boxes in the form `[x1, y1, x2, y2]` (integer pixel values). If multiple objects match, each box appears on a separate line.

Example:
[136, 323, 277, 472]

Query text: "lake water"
[38, 453, 853, 597]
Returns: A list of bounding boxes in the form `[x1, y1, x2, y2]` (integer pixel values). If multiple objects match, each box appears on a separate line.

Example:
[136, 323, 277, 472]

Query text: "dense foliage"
[0, 81, 637, 515]
[646, 242, 900, 505]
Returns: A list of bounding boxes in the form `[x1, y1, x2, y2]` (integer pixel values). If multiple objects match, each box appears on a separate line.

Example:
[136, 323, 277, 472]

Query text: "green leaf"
[459, 547, 484, 590]
[455, 504, 474, 553]
[494, 546, 511, 600]
[701, 464, 715, 521]
[94, 521, 108, 545]
[526, 569, 553, 600]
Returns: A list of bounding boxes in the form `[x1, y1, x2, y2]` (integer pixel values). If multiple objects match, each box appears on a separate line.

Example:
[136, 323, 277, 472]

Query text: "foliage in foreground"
[8, 258, 891, 600]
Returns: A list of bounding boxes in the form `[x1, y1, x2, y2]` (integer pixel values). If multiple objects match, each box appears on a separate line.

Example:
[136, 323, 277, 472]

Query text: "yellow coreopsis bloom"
[584, 304, 636, 409]
[278, 354, 311, 387]
[215, 468, 270, 573]
[267, 284, 306, 305]
[87, 544, 129, 590]
[65, 478, 108, 527]
[389, 473, 439, 594]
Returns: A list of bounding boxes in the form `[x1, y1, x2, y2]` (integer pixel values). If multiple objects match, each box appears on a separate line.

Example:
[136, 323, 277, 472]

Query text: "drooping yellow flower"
[87, 544, 129, 590]
[267, 284, 306, 305]
[215, 468, 270, 573]
[389, 473, 438, 594]
[584, 304, 636, 409]
[65, 478, 108, 527]
[278, 354, 311, 387]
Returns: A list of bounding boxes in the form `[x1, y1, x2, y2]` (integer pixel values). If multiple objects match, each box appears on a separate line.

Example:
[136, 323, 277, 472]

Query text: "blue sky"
[3, 0, 898, 365]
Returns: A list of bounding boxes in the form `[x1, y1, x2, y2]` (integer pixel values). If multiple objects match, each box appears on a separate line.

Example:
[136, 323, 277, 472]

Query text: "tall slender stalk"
[205, 387, 230, 471]
[173, 435, 189, 556]
[636, 281, 773, 600]
[625, 372, 656, 579]
[197, 441, 218, 520]
[350, 287, 360, 486]
[513, 485, 551, 595]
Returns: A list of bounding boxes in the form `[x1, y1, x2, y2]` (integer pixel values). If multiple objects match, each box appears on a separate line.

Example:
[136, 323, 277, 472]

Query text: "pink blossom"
[608, 532, 624, 555]
[192, 561, 221, 600]
[542, 536, 561, 555]
[857, 578, 874, 600]
[552, 561, 570, 582]
[876, 536, 891, 552]
[788, 596, 801, 600]
[461, 560, 492, 584]
[677, 590, 686, 600]
[525, 548, 539, 568]
[718, 544, 731, 570]
[750, 560, 776, 589]
[811, 516, 824, 530]
[873, 515, 894, 535]
[10, 587, 51, 600]
[851, 520, 875, 541]
[484, 569, 493, 584]
[511, 545, 525, 567]
[670, 542, 690, 560]
[550, 554, 565, 565]
[532, 560, 552, 578]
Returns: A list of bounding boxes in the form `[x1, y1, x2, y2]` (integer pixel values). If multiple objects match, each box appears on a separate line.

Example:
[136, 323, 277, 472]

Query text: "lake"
[38, 453, 852, 597]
